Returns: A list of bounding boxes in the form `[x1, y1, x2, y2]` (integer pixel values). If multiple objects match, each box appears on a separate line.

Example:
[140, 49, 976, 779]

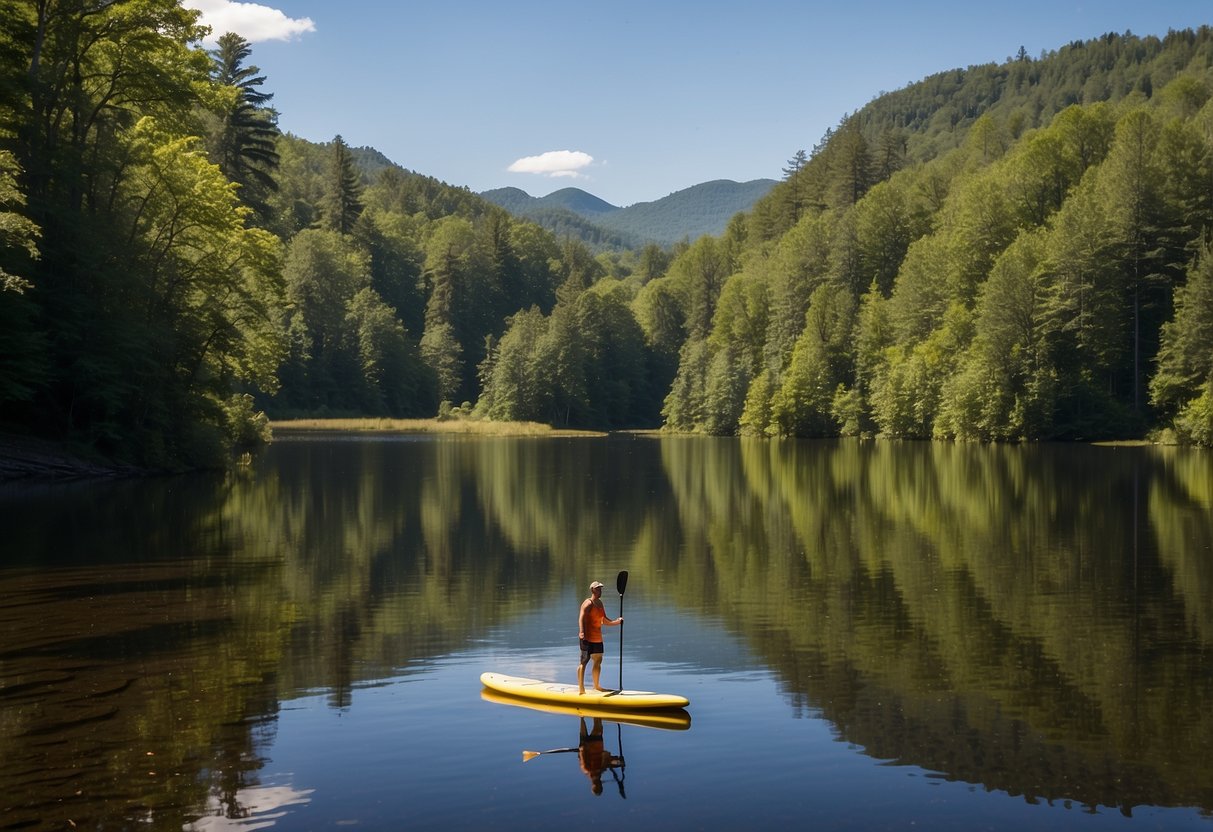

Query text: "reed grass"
[268, 418, 604, 437]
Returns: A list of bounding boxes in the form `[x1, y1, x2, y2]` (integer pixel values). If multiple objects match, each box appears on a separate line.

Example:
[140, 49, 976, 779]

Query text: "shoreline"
[0, 427, 1181, 484]
[0, 434, 143, 482]
[0, 421, 607, 483]
[268, 418, 607, 438]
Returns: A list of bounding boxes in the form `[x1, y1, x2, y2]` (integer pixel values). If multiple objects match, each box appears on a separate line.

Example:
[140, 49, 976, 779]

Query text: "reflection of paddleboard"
[481, 688, 691, 730]
[480, 672, 690, 710]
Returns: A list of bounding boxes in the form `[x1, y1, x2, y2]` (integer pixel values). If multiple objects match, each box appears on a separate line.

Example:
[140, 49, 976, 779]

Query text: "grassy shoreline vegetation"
[269, 418, 605, 437]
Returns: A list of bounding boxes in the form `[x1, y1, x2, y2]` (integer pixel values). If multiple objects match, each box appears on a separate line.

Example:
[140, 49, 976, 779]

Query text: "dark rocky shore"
[0, 434, 140, 482]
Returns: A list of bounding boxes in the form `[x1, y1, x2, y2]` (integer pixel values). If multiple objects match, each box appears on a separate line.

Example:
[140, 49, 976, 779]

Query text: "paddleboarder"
[577, 580, 622, 695]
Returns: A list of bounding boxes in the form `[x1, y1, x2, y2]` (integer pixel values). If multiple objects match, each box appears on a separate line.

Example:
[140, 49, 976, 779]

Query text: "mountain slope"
[598, 179, 776, 243]
[481, 178, 776, 248]
[855, 28, 1213, 165]
[478, 186, 538, 213]
[748, 27, 1213, 244]
[541, 187, 619, 215]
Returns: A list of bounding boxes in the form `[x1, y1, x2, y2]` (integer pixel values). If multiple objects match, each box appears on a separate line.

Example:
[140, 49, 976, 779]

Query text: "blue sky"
[186, 1, 1212, 207]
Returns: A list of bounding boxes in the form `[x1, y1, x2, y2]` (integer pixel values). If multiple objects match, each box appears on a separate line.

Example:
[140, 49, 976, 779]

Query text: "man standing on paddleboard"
[577, 580, 622, 695]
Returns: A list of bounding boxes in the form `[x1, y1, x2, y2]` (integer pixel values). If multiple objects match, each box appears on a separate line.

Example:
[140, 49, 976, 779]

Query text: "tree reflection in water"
[1, 435, 1211, 825]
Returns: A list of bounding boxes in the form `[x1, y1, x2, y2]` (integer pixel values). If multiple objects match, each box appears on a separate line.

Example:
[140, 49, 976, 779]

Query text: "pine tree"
[781, 149, 810, 224]
[829, 120, 874, 208]
[208, 33, 280, 221]
[321, 135, 364, 235]
[782, 149, 808, 178]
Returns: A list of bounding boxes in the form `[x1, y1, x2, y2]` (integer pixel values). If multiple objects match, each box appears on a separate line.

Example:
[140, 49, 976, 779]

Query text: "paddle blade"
[616, 570, 629, 596]
[522, 751, 540, 762]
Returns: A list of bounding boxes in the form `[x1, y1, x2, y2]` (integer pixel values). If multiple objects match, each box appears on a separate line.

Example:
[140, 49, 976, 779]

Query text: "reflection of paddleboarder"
[577, 580, 622, 695]
[578, 717, 622, 795]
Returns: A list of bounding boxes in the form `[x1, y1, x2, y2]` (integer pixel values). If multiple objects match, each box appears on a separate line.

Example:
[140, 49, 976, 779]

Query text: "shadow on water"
[1, 434, 1212, 826]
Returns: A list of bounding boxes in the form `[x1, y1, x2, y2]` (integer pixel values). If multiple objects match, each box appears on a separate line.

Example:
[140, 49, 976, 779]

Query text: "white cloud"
[508, 150, 594, 179]
[186, 1, 315, 44]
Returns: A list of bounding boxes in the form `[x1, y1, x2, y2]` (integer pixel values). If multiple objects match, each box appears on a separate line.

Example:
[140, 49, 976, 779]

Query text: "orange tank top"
[581, 600, 606, 642]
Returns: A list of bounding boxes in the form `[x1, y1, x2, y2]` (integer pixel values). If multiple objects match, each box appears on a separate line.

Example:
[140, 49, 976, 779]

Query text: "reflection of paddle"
[616, 570, 628, 690]
[522, 747, 578, 762]
[613, 719, 627, 798]
[609, 753, 626, 798]
[615, 571, 629, 799]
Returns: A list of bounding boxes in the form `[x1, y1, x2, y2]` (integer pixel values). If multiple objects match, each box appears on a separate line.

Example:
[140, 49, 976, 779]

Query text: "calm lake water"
[2, 434, 1213, 830]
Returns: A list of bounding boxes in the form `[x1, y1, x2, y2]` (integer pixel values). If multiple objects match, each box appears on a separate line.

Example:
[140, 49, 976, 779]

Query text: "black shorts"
[579, 639, 604, 663]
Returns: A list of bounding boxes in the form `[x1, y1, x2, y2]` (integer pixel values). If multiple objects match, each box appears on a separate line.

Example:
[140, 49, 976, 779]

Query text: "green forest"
[2, 3, 1213, 468]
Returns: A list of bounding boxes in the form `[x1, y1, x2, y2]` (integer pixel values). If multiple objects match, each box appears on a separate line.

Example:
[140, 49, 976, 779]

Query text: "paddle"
[616, 570, 628, 689]
[614, 569, 630, 798]
[522, 747, 578, 762]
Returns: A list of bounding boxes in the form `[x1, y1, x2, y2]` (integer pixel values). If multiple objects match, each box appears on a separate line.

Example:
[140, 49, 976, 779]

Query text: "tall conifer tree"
[209, 33, 280, 221]
[321, 135, 364, 235]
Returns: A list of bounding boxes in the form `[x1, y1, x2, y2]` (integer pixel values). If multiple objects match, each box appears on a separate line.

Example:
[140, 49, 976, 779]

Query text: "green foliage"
[204, 32, 280, 221]
[320, 135, 365, 235]
[346, 287, 429, 415]
[670, 235, 736, 341]
[419, 321, 463, 406]
[352, 209, 425, 335]
[871, 305, 974, 439]
[512, 204, 641, 253]
[0, 149, 41, 409]
[738, 368, 776, 436]
[701, 343, 752, 435]
[574, 280, 651, 427]
[7, 17, 1213, 462]
[939, 232, 1054, 440]
[1171, 380, 1213, 446]
[855, 28, 1213, 163]
[663, 338, 711, 432]
[595, 180, 777, 246]
[1151, 243, 1213, 444]
[275, 228, 431, 417]
[852, 173, 930, 297]
[761, 213, 834, 375]
[0, 2, 288, 466]
[0, 149, 38, 293]
[770, 284, 856, 437]
[667, 29, 1213, 444]
[533, 297, 588, 425]
[476, 306, 548, 421]
[121, 117, 285, 387]
[475, 278, 658, 429]
[221, 392, 271, 449]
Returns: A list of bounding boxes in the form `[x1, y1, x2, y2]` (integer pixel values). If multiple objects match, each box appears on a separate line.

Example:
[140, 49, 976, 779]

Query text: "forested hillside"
[2, 7, 1213, 471]
[595, 179, 778, 244]
[0, 2, 634, 468]
[656, 26, 1213, 444]
[479, 27, 1213, 444]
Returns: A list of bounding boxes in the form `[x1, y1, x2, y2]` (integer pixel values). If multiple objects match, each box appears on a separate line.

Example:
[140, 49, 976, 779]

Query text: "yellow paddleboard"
[481, 688, 691, 730]
[480, 672, 690, 710]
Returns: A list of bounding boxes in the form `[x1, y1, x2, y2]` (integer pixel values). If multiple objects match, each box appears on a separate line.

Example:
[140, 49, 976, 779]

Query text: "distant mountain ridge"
[480, 178, 777, 248]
